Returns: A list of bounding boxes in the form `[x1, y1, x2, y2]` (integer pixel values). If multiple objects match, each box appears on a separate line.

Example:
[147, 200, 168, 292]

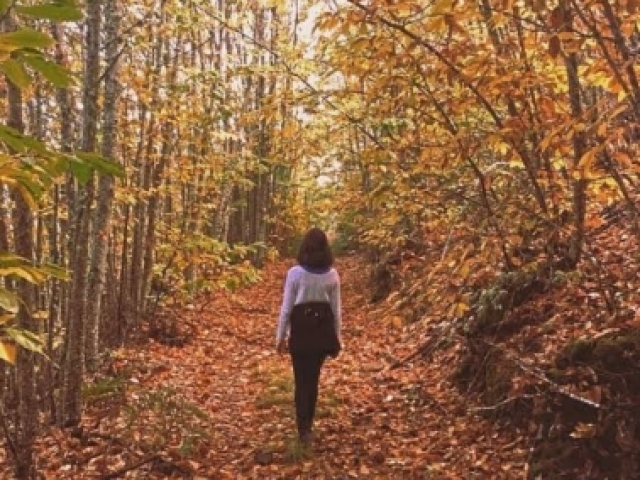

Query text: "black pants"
[291, 351, 326, 436]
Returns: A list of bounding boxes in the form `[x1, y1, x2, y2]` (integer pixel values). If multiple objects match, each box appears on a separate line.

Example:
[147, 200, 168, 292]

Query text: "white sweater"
[276, 265, 342, 345]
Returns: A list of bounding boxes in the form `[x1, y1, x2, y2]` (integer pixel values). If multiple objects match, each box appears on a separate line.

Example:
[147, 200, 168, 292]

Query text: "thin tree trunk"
[61, 0, 102, 427]
[50, 22, 74, 424]
[563, 8, 587, 269]
[86, 0, 120, 371]
[141, 34, 178, 308]
[4, 15, 37, 474]
[126, 103, 149, 332]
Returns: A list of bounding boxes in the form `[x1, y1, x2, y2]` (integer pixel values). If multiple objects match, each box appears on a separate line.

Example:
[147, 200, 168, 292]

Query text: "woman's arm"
[330, 271, 342, 343]
[276, 269, 297, 345]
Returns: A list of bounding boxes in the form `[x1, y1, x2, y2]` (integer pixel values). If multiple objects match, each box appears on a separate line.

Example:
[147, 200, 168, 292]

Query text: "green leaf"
[0, 58, 32, 88]
[0, 254, 48, 284]
[49, 156, 70, 177]
[74, 152, 125, 178]
[0, 266, 47, 283]
[16, 184, 38, 210]
[68, 159, 92, 185]
[26, 154, 69, 180]
[0, 254, 68, 284]
[0, 341, 16, 364]
[0, 287, 20, 313]
[21, 54, 73, 87]
[21, 162, 54, 190]
[5, 327, 44, 354]
[0, 252, 28, 268]
[16, 1, 83, 22]
[0, 29, 54, 51]
[0, 125, 51, 156]
[40, 263, 69, 281]
[16, 173, 44, 200]
[0, 127, 29, 153]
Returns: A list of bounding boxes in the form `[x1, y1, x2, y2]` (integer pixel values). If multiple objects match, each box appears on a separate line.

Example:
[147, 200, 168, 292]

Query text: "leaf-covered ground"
[6, 255, 533, 479]
[3, 207, 639, 479]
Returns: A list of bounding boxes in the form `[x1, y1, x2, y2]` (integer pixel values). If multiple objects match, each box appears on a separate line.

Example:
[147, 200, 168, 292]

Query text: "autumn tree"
[302, 0, 639, 321]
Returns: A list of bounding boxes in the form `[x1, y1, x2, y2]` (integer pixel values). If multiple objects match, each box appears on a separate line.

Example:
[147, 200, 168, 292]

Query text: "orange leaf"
[0, 341, 16, 364]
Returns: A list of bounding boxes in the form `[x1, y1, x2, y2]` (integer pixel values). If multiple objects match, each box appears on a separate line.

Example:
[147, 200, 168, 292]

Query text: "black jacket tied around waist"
[289, 302, 341, 358]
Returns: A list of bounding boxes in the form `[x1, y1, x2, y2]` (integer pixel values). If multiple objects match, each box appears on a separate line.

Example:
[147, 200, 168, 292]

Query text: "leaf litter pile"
[6, 211, 640, 479]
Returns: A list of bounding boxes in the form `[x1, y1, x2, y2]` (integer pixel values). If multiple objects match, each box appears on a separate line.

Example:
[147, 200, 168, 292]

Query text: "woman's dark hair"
[297, 227, 333, 268]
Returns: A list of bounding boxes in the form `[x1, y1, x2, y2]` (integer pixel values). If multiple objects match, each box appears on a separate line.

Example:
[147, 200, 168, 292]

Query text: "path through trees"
[10, 256, 529, 478]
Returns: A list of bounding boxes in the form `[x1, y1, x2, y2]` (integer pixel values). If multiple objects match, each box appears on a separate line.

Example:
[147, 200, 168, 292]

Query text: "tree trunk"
[1, 11, 37, 474]
[8, 68, 38, 480]
[563, 9, 587, 269]
[61, 0, 102, 427]
[86, 0, 120, 371]
[49, 22, 75, 424]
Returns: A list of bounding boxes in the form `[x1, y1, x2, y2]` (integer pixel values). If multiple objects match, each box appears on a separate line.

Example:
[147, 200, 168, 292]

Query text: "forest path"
[27, 256, 530, 479]
[137, 255, 528, 479]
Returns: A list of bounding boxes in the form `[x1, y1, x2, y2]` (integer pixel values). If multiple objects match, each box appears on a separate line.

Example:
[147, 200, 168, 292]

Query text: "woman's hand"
[276, 338, 288, 355]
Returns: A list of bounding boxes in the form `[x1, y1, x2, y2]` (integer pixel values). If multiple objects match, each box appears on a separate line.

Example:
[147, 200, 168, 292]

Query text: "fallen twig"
[480, 339, 602, 410]
[470, 394, 537, 413]
[516, 359, 601, 409]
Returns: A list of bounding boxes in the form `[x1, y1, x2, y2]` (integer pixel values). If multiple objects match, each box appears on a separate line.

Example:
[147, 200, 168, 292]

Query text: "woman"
[276, 227, 342, 445]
